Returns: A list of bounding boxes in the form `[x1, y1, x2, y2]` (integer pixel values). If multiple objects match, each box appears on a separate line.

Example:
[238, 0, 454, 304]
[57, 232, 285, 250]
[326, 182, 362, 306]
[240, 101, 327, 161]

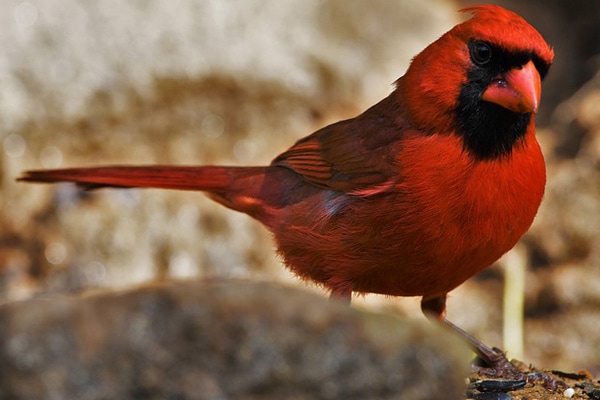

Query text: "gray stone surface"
[0, 280, 468, 399]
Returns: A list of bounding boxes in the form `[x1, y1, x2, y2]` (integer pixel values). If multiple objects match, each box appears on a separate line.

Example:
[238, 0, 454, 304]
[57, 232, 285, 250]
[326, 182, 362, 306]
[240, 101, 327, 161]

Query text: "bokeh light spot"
[40, 146, 63, 168]
[45, 242, 67, 265]
[3, 134, 26, 158]
[13, 2, 38, 27]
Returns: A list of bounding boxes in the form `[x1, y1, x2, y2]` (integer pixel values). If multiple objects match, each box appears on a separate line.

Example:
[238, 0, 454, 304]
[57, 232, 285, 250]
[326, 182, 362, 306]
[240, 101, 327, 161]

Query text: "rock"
[0, 280, 468, 400]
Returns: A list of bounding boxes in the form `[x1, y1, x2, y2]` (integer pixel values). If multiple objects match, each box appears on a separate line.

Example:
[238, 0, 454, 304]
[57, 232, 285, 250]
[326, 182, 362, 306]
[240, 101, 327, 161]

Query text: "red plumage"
[19, 5, 555, 371]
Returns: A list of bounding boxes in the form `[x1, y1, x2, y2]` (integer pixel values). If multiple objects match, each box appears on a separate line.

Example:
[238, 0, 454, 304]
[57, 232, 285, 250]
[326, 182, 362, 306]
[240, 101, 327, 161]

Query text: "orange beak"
[482, 60, 542, 114]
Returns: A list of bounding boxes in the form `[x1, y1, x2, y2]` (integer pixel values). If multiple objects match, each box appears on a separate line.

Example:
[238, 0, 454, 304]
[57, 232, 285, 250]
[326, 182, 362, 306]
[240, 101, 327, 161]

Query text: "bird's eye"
[470, 41, 492, 66]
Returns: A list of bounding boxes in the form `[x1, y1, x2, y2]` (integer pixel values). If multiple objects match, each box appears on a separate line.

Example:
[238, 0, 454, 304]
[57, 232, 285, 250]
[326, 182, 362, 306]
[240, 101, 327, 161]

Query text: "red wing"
[272, 94, 406, 194]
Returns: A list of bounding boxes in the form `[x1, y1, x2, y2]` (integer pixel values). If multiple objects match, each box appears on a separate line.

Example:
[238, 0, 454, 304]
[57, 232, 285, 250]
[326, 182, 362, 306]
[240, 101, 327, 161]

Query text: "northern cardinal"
[20, 5, 554, 375]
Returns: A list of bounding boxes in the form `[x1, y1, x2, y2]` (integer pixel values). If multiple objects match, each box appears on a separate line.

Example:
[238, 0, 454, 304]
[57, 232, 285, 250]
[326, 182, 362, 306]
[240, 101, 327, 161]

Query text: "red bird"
[20, 5, 554, 373]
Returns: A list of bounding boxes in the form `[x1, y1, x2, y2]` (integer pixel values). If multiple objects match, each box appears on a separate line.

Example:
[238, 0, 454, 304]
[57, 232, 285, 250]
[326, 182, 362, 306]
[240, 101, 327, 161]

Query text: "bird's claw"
[472, 353, 567, 391]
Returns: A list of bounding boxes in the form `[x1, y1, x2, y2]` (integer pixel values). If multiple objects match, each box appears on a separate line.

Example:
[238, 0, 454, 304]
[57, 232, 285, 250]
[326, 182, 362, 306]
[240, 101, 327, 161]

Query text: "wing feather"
[272, 93, 407, 194]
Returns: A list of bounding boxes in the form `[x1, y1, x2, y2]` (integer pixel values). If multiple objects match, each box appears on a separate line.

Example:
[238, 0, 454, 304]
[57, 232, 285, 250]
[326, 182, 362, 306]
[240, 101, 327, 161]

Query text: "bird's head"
[399, 5, 554, 159]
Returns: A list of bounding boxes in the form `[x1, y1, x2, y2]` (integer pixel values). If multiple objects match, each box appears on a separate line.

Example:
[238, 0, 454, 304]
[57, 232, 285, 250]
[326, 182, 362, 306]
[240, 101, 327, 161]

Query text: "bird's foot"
[471, 346, 524, 379]
[442, 319, 566, 391]
[420, 297, 567, 391]
[470, 344, 567, 391]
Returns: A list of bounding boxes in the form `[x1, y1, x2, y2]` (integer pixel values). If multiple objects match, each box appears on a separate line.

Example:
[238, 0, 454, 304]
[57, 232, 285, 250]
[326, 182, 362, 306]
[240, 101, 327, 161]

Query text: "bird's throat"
[455, 95, 533, 160]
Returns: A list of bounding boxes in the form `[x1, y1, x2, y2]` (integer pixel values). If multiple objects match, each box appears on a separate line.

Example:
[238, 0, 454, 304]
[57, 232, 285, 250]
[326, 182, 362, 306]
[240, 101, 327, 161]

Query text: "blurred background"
[1, 0, 599, 374]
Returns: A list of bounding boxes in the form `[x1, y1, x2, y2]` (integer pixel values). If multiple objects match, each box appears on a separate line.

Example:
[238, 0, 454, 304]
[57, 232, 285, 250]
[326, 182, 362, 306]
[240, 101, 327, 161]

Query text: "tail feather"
[18, 165, 242, 192]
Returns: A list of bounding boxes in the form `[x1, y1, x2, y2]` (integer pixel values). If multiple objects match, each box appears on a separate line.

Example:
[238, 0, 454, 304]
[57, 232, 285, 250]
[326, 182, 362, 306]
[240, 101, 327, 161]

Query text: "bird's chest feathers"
[398, 133, 545, 251]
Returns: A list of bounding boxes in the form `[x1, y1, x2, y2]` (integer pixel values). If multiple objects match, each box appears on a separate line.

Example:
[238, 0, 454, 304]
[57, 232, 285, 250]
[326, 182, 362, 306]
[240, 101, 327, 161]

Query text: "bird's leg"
[420, 295, 522, 378]
[420, 295, 567, 389]
[329, 286, 352, 304]
[442, 318, 519, 376]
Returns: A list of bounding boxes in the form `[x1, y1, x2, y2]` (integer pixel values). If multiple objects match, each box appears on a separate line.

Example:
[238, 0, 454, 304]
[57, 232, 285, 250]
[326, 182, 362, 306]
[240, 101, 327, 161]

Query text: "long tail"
[18, 165, 258, 192]
[18, 164, 301, 225]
